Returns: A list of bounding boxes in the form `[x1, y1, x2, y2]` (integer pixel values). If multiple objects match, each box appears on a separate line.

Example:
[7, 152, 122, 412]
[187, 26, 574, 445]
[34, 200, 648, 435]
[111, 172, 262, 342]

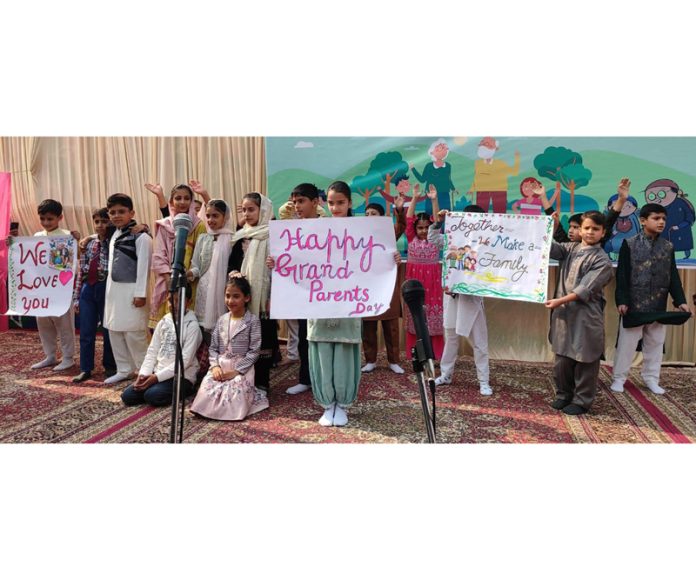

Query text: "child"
[121, 282, 202, 406]
[361, 198, 407, 374]
[228, 192, 279, 391]
[610, 203, 692, 394]
[147, 179, 210, 219]
[545, 211, 614, 415]
[511, 177, 546, 216]
[306, 181, 363, 426]
[431, 203, 492, 395]
[30, 199, 77, 371]
[188, 199, 235, 334]
[148, 183, 207, 329]
[404, 184, 444, 360]
[72, 208, 116, 382]
[103, 193, 153, 385]
[267, 183, 321, 395]
[190, 272, 268, 420]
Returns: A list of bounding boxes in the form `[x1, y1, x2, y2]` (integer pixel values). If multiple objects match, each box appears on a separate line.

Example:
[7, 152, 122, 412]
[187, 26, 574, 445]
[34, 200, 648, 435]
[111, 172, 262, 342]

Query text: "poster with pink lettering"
[269, 217, 397, 319]
[5, 236, 77, 316]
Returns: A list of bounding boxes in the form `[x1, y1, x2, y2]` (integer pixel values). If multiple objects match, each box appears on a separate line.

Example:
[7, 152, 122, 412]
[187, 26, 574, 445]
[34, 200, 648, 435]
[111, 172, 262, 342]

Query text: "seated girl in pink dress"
[190, 272, 268, 421]
[404, 185, 444, 359]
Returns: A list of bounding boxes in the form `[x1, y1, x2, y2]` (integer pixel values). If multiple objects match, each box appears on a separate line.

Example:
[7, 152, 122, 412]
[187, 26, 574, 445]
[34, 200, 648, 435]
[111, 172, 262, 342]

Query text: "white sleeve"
[140, 322, 161, 376]
[134, 234, 152, 299]
[189, 237, 203, 280]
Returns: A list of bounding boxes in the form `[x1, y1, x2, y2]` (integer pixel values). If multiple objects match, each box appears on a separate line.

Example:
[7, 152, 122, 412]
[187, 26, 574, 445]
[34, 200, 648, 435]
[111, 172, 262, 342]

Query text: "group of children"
[9, 174, 693, 428]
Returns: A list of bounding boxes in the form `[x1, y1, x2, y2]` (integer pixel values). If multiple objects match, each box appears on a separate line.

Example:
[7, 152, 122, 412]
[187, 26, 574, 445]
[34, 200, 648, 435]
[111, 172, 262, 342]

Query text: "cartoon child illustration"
[446, 245, 459, 270]
[458, 245, 471, 270]
[643, 178, 695, 259]
[468, 249, 478, 272]
[603, 193, 640, 259]
[512, 177, 543, 215]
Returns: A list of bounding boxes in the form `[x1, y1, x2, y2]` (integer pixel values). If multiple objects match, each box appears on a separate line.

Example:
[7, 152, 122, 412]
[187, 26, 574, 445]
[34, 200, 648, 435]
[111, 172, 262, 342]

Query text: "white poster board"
[269, 217, 397, 319]
[443, 212, 553, 303]
[5, 236, 77, 316]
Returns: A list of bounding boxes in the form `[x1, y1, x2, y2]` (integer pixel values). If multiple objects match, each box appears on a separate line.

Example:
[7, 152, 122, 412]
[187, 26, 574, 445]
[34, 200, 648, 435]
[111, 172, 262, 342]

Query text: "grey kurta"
[549, 242, 613, 362]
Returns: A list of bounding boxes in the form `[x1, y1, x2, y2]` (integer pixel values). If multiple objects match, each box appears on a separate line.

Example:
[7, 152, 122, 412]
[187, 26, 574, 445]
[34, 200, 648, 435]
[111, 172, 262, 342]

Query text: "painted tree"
[351, 151, 410, 214]
[350, 171, 383, 209]
[533, 146, 592, 213]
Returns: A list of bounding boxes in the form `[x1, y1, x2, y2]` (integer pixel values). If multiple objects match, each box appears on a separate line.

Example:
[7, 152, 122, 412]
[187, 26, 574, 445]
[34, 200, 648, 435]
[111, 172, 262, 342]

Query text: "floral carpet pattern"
[1, 330, 694, 444]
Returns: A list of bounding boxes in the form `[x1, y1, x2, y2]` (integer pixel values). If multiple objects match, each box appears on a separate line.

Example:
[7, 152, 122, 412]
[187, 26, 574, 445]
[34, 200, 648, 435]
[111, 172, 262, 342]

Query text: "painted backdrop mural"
[266, 137, 696, 267]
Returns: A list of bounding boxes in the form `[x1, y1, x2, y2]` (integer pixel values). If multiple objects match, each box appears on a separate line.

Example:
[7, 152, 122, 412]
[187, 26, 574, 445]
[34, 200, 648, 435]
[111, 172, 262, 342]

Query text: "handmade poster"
[5, 236, 77, 316]
[269, 216, 397, 319]
[443, 212, 553, 303]
[266, 137, 696, 267]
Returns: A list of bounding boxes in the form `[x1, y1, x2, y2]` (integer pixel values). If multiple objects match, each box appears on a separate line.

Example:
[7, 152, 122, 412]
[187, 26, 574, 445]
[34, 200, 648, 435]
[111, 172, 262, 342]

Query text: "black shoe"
[104, 367, 117, 378]
[72, 371, 92, 383]
[550, 398, 571, 410]
[562, 403, 588, 416]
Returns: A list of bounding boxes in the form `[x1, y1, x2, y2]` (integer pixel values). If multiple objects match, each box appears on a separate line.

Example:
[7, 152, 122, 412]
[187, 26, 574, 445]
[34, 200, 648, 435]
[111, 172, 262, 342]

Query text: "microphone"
[169, 213, 193, 293]
[401, 279, 436, 377]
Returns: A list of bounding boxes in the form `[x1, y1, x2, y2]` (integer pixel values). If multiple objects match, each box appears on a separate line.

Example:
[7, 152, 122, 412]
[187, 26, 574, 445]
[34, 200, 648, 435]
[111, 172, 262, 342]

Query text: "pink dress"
[405, 216, 444, 360]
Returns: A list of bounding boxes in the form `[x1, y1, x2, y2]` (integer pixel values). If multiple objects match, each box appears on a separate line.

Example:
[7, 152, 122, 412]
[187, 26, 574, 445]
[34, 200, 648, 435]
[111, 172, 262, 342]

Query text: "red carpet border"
[0, 330, 694, 444]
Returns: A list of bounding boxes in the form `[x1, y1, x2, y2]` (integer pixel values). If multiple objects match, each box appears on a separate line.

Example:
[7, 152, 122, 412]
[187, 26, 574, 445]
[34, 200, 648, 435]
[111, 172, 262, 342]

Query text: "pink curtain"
[0, 172, 11, 331]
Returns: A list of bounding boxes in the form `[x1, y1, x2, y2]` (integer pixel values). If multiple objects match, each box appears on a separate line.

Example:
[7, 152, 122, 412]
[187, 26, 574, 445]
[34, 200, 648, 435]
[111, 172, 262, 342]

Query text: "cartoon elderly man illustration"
[467, 137, 520, 214]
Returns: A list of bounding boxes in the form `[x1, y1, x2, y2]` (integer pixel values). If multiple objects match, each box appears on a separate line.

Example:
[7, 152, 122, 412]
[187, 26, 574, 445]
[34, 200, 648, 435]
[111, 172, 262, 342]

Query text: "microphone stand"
[411, 339, 437, 443]
[168, 266, 188, 444]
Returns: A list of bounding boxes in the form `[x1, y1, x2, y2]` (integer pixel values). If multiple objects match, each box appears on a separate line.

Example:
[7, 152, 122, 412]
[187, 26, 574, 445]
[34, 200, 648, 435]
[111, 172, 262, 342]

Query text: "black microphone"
[401, 279, 436, 377]
[169, 213, 193, 293]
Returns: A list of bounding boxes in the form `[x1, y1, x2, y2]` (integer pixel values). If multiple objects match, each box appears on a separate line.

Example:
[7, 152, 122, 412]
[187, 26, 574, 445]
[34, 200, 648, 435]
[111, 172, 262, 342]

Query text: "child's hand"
[70, 230, 81, 241]
[551, 211, 560, 230]
[677, 303, 693, 316]
[131, 224, 149, 235]
[211, 366, 224, 381]
[222, 369, 240, 380]
[266, 256, 276, 270]
[186, 270, 195, 282]
[133, 297, 146, 308]
[393, 251, 401, 265]
[4, 236, 12, 246]
[189, 179, 210, 202]
[74, 304, 80, 315]
[427, 184, 438, 200]
[134, 374, 157, 390]
[236, 202, 244, 226]
[145, 183, 164, 197]
[413, 184, 420, 195]
[79, 235, 93, 251]
[544, 298, 565, 310]
[394, 194, 405, 212]
[617, 177, 631, 199]
[617, 304, 629, 315]
[436, 209, 448, 223]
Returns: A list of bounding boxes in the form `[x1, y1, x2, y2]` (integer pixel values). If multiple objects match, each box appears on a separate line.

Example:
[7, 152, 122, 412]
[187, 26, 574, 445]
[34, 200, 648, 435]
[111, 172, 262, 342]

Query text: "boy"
[610, 203, 692, 394]
[103, 193, 152, 385]
[121, 282, 201, 406]
[72, 208, 117, 382]
[268, 183, 321, 394]
[431, 205, 492, 396]
[545, 211, 614, 415]
[361, 199, 407, 374]
[30, 199, 78, 371]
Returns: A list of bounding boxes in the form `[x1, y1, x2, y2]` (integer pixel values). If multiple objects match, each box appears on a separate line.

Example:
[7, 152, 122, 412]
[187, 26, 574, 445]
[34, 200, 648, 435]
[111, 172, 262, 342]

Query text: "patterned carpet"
[0, 329, 694, 444]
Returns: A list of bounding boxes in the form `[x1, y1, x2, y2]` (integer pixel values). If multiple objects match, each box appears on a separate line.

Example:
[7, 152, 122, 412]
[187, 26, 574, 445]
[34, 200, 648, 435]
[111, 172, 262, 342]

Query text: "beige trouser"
[612, 322, 667, 385]
[109, 330, 149, 375]
[37, 308, 75, 360]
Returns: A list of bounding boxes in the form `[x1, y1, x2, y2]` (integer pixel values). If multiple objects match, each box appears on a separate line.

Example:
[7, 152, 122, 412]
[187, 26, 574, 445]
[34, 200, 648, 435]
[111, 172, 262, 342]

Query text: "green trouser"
[308, 341, 361, 409]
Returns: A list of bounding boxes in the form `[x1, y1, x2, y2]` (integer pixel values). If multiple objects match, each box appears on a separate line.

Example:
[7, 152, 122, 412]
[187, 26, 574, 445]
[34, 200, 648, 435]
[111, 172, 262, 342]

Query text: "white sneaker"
[645, 382, 666, 395]
[104, 372, 132, 385]
[318, 404, 335, 426]
[53, 359, 75, 371]
[480, 384, 493, 396]
[434, 375, 452, 387]
[286, 383, 310, 395]
[361, 362, 376, 373]
[389, 363, 405, 374]
[610, 380, 625, 393]
[31, 357, 57, 370]
[333, 405, 348, 427]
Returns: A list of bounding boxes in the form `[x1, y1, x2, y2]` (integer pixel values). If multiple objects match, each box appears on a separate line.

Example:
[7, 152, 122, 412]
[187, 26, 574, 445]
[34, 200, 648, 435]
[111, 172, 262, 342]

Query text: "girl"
[306, 181, 363, 426]
[148, 183, 207, 329]
[404, 185, 444, 359]
[188, 199, 235, 333]
[189, 272, 268, 420]
[545, 211, 614, 415]
[228, 192, 280, 391]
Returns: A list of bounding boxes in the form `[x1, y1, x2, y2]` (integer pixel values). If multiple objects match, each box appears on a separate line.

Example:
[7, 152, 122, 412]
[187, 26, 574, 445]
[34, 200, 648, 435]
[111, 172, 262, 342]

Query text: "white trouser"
[286, 319, 300, 358]
[36, 308, 75, 360]
[440, 323, 490, 385]
[109, 330, 150, 375]
[612, 322, 667, 385]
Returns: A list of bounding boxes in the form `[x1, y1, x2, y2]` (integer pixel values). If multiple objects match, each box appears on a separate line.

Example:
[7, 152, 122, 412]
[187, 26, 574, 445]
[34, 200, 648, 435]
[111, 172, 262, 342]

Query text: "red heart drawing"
[59, 270, 73, 286]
